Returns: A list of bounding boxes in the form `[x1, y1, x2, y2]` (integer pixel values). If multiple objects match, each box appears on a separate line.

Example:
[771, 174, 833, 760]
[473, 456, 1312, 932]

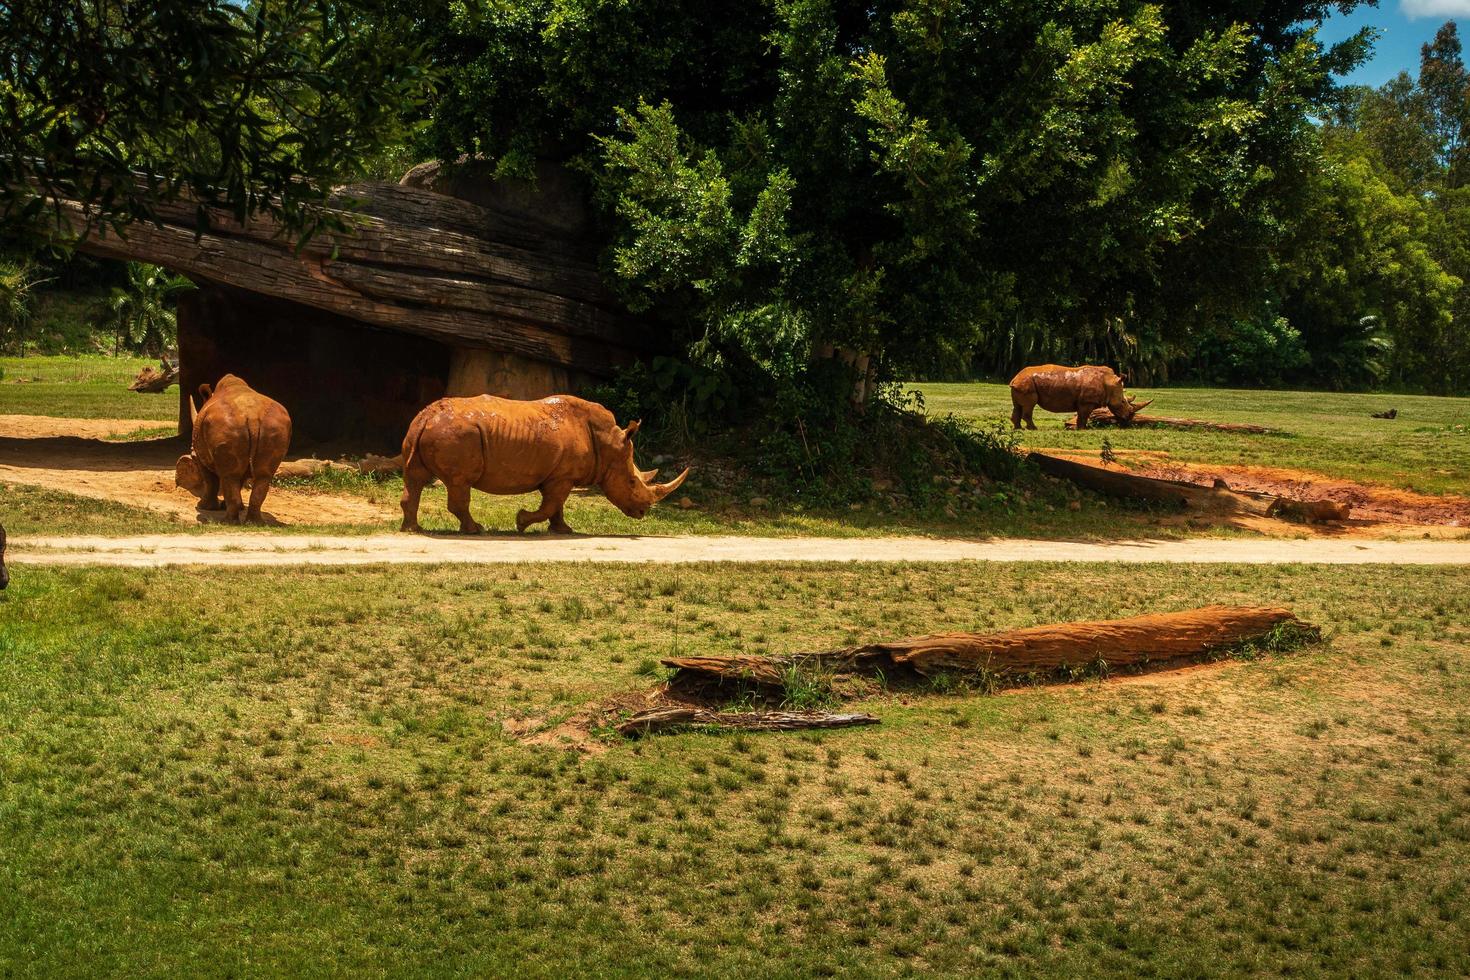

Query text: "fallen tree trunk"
[665, 606, 1317, 695]
[129, 360, 179, 393]
[1065, 409, 1272, 433]
[617, 707, 880, 737]
[1029, 452, 1273, 514]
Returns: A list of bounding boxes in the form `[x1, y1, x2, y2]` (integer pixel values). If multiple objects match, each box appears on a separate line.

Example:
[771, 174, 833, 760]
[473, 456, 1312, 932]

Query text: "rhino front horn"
[649, 468, 689, 501]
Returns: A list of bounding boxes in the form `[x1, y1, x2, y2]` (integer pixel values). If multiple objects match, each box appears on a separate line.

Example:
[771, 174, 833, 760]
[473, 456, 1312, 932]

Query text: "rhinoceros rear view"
[1009, 364, 1151, 430]
[398, 394, 688, 534]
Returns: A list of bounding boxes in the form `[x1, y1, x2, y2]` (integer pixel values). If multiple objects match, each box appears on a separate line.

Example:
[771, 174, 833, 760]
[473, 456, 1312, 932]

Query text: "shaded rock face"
[400, 158, 593, 245]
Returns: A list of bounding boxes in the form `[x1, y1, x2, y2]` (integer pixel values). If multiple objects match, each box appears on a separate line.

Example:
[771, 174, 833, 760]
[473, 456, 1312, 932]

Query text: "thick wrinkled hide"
[398, 394, 688, 534]
[1009, 364, 1151, 430]
[175, 375, 292, 523]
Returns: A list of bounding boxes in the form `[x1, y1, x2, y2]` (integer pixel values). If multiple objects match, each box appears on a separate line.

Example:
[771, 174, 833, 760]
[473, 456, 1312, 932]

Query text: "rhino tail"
[401, 413, 429, 474]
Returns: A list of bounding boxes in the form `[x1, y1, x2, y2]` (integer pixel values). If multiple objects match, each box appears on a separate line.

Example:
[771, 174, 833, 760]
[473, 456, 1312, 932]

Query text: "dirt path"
[11, 532, 1470, 567]
[0, 415, 396, 526]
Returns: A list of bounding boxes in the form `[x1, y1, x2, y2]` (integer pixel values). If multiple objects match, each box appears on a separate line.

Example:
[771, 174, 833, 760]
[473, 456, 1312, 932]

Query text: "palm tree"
[91, 263, 194, 356]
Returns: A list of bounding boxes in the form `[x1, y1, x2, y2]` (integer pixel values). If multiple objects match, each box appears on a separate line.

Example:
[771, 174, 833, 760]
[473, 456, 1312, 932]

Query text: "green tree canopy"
[0, 0, 430, 243]
[416, 0, 1373, 384]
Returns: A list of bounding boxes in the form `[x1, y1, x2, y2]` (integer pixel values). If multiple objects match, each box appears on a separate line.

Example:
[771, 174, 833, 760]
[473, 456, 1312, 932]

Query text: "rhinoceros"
[1009, 364, 1151, 430]
[398, 394, 689, 534]
[175, 374, 292, 524]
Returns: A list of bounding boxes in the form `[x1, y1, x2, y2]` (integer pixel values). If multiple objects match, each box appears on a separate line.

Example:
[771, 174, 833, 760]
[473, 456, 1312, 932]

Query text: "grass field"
[0, 354, 175, 420]
[916, 382, 1470, 496]
[2, 561, 1467, 975]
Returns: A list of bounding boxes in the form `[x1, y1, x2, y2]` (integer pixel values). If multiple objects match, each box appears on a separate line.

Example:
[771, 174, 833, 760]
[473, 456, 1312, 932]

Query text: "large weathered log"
[1065, 408, 1273, 433]
[53, 181, 653, 377]
[1030, 452, 1273, 513]
[617, 707, 880, 737]
[665, 606, 1317, 693]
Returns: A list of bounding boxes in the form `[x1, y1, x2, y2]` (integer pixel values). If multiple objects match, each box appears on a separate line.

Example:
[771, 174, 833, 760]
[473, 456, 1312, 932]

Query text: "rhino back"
[194, 384, 291, 476]
[413, 395, 599, 492]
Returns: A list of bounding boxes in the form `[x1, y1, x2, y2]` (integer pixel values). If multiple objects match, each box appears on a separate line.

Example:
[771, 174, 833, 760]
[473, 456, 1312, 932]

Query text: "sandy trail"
[0, 415, 396, 526]
[11, 532, 1470, 566]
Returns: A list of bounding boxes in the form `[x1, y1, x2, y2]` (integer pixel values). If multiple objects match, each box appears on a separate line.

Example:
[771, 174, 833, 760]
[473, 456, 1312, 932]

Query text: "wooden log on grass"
[617, 707, 880, 737]
[1065, 409, 1272, 433]
[664, 606, 1318, 692]
[1029, 452, 1273, 514]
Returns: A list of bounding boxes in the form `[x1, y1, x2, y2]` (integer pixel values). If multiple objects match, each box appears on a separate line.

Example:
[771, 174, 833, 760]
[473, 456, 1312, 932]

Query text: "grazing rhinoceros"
[398, 394, 688, 534]
[1009, 364, 1151, 430]
[0, 523, 8, 590]
[175, 374, 292, 524]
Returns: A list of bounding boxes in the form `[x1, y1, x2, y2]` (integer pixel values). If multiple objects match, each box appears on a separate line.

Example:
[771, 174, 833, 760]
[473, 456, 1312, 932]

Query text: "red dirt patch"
[1135, 461, 1470, 527]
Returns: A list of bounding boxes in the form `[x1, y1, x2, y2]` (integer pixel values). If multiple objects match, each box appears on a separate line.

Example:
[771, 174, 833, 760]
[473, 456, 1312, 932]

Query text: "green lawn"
[0, 354, 177, 420]
[1, 561, 1467, 975]
[915, 382, 1470, 495]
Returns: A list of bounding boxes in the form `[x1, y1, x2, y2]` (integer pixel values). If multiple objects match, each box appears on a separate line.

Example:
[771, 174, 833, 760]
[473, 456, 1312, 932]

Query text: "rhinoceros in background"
[1009, 364, 1152, 430]
[175, 375, 292, 524]
[398, 394, 688, 534]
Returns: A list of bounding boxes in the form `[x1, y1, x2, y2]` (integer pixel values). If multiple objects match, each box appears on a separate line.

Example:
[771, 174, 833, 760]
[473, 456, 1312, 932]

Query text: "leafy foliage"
[420, 0, 1376, 389]
[89, 263, 194, 357]
[0, 0, 431, 244]
[0, 258, 47, 354]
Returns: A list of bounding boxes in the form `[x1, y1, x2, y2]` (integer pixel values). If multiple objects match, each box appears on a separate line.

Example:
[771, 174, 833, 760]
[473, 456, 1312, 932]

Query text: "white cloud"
[1401, 0, 1470, 18]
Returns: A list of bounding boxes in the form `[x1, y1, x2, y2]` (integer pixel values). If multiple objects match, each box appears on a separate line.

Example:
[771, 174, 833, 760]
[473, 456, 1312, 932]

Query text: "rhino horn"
[648, 468, 689, 501]
[188, 392, 199, 427]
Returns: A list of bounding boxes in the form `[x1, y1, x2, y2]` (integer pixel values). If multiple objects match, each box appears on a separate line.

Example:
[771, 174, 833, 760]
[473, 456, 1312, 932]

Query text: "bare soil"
[0, 415, 396, 526]
[1049, 449, 1468, 536]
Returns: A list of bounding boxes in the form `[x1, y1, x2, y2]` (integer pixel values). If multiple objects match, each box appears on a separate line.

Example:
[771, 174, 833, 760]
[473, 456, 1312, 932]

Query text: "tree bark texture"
[57, 182, 651, 377]
[664, 606, 1316, 695]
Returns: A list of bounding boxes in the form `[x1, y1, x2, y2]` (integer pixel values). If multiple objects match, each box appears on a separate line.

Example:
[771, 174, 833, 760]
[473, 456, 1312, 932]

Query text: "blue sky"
[1317, 2, 1470, 87]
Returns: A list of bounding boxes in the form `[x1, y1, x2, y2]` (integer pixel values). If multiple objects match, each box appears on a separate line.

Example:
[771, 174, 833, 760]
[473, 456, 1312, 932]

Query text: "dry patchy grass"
[1, 562, 1468, 974]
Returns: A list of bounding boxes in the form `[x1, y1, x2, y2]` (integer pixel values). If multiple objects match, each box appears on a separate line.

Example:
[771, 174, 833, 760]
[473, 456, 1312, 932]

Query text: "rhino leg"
[1011, 403, 1023, 430]
[517, 480, 574, 534]
[1074, 403, 1096, 430]
[245, 476, 272, 524]
[1023, 405, 1037, 430]
[399, 459, 431, 532]
[197, 468, 223, 511]
[446, 482, 482, 534]
[443, 484, 485, 537]
[220, 477, 245, 524]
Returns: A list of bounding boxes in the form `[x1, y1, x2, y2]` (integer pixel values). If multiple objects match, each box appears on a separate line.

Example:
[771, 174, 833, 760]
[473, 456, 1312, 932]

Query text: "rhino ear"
[623, 419, 641, 440]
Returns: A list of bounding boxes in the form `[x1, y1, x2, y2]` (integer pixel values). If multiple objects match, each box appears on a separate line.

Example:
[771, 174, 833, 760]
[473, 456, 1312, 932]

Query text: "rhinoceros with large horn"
[1009, 364, 1152, 430]
[398, 394, 689, 534]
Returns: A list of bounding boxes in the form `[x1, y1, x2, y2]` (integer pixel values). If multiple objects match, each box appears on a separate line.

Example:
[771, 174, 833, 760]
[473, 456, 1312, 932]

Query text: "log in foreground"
[1065, 409, 1273, 433]
[1030, 452, 1274, 514]
[665, 606, 1318, 694]
[617, 707, 880, 737]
